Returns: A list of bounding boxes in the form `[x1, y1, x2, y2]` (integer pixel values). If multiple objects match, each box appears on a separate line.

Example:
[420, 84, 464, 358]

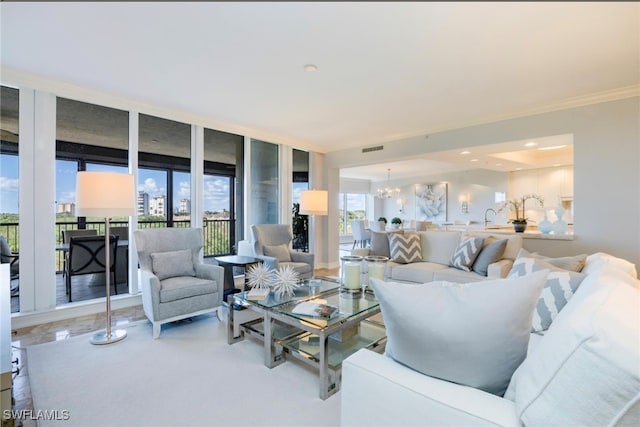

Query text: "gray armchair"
[133, 227, 224, 338]
[250, 224, 314, 279]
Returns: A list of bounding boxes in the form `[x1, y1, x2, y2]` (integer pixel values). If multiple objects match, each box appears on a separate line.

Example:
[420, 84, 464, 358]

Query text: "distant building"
[179, 198, 190, 214]
[150, 195, 166, 217]
[57, 202, 75, 216]
[137, 191, 149, 215]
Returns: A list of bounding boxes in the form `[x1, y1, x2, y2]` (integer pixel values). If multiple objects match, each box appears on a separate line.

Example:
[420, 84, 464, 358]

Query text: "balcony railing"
[0, 219, 234, 272]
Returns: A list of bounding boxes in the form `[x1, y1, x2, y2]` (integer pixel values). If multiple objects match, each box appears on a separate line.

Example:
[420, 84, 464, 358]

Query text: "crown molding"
[0, 66, 324, 153]
[324, 85, 640, 152]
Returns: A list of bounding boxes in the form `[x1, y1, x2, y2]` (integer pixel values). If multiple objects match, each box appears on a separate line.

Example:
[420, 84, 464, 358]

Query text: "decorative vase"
[512, 221, 527, 233]
[538, 214, 553, 234]
[552, 207, 568, 235]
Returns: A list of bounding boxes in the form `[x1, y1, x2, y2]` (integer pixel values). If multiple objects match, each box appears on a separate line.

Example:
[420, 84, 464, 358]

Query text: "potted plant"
[391, 217, 402, 229]
[498, 194, 544, 233]
[376, 217, 387, 231]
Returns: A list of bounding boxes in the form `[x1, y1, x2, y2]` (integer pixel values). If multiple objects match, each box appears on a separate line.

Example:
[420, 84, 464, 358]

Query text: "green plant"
[391, 217, 402, 225]
[498, 194, 544, 223]
[377, 217, 387, 224]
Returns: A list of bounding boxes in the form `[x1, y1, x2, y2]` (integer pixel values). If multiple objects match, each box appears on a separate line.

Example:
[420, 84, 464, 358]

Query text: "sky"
[0, 155, 232, 214]
[0, 154, 321, 215]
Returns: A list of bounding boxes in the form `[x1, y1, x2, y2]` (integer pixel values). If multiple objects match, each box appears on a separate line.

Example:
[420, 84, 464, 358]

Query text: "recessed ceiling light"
[304, 64, 318, 72]
[553, 163, 562, 167]
[538, 145, 567, 151]
[495, 163, 502, 166]
[470, 159, 479, 162]
[515, 167, 523, 170]
[525, 141, 538, 147]
[460, 151, 471, 155]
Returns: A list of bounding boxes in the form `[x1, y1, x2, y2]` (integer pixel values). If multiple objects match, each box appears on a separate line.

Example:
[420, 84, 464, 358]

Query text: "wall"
[370, 166, 575, 226]
[327, 97, 640, 269]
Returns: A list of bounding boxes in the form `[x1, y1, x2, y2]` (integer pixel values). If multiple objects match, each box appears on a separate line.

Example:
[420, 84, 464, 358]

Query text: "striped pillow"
[508, 255, 586, 332]
[389, 233, 422, 264]
[450, 236, 485, 272]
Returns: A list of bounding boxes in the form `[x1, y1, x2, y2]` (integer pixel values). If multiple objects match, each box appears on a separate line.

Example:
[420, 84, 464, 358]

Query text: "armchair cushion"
[370, 270, 548, 396]
[150, 249, 195, 280]
[159, 276, 217, 303]
[263, 244, 291, 262]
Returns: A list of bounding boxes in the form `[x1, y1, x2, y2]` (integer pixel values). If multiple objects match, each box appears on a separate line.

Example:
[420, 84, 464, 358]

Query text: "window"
[339, 193, 368, 234]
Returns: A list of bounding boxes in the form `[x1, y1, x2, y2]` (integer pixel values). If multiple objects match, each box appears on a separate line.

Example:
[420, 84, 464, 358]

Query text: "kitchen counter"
[441, 225, 575, 241]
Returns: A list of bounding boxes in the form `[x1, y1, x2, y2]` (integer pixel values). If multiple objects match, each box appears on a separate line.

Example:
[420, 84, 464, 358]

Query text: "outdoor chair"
[61, 229, 98, 283]
[1, 235, 19, 295]
[351, 220, 371, 249]
[133, 227, 224, 338]
[65, 235, 118, 302]
[250, 224, 314, 279]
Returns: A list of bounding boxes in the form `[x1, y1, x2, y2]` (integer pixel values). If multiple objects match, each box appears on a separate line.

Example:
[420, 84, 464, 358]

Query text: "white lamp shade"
[76, 171, 135, 217]
[299, 190, 328, 216]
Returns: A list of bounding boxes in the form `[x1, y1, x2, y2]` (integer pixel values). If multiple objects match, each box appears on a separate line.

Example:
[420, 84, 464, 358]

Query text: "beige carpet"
[28, 313, 341, 427]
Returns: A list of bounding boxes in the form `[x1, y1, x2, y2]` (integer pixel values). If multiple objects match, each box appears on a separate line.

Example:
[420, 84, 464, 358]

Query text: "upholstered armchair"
[250, 224, 314, 279]
[133, 227, 224, 338]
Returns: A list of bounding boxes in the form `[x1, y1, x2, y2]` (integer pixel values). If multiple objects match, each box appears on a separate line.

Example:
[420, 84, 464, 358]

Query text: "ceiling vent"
[362, 145, 384, 153]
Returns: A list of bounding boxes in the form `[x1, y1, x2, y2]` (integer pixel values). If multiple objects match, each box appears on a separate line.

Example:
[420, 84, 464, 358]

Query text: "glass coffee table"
[227, 278, 386, 399]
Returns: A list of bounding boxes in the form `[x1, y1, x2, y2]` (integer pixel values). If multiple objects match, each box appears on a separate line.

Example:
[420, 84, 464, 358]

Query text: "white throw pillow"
[150, 249, 195, 280]
[582, 252, 638, 279]
[370, 270, 548, 396]
[506, 268, 640, 426]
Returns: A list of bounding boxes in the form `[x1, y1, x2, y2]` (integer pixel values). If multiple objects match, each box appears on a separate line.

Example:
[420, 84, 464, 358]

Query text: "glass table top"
[233, 277, 341, 309]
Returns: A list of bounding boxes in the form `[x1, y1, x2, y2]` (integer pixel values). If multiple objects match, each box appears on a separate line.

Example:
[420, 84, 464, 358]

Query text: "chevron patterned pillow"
[508, 255, 586, 332]
[449, 236, 485, 272]
[389, 233, 422, 264]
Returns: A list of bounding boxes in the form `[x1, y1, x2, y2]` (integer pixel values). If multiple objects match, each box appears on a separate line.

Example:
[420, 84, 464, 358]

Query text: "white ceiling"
[1, 2, 638, 179]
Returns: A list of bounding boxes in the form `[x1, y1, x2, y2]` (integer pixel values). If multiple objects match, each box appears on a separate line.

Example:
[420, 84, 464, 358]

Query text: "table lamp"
[76, 171, 135, 345]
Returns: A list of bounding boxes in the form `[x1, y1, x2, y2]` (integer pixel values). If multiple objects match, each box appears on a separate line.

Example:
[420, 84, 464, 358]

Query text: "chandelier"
[376, 168, 401, 199]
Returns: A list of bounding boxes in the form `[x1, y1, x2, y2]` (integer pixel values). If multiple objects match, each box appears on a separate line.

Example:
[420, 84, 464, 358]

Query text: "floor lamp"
[76, 171, 135, 345]
[299, 190, 328, 255]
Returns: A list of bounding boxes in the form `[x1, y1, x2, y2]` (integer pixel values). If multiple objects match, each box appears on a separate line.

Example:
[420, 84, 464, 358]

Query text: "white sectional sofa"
[340, 253, 640, 426]
[353, 230, 523, 283]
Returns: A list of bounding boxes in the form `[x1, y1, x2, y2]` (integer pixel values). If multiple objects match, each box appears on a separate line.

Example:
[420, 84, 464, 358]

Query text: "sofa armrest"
[341, 349, 521, 427]
[487, 259, 514, 278]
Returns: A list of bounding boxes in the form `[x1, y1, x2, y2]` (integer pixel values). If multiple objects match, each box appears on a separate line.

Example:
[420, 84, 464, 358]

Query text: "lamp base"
[90, 329, 127, 345]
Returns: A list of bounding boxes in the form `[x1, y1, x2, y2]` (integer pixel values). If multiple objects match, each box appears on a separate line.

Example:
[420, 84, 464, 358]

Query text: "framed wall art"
[415, 183, 447, 222]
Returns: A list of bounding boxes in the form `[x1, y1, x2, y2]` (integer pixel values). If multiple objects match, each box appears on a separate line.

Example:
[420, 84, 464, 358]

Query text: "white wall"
[327, 97, 640, 269]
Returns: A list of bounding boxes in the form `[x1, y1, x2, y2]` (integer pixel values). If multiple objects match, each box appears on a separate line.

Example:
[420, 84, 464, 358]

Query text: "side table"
[214, 255, 263, 302]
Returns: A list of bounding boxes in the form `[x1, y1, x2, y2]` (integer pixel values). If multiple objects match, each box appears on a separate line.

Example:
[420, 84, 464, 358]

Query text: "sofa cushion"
[390, 262, 446, 283]
[389, 233, 422, 264]
[420, 231, 461, 265]
[506, 267, 640, 426]
[508, 254, 587, 332]
[472, 238, 508, 276]
[370, 270, 547, 396]
[150, 249, 195, 281]
[450, 236, 484, 272]
[263, 244, 291, 262]
[433, 268, 491, 283]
